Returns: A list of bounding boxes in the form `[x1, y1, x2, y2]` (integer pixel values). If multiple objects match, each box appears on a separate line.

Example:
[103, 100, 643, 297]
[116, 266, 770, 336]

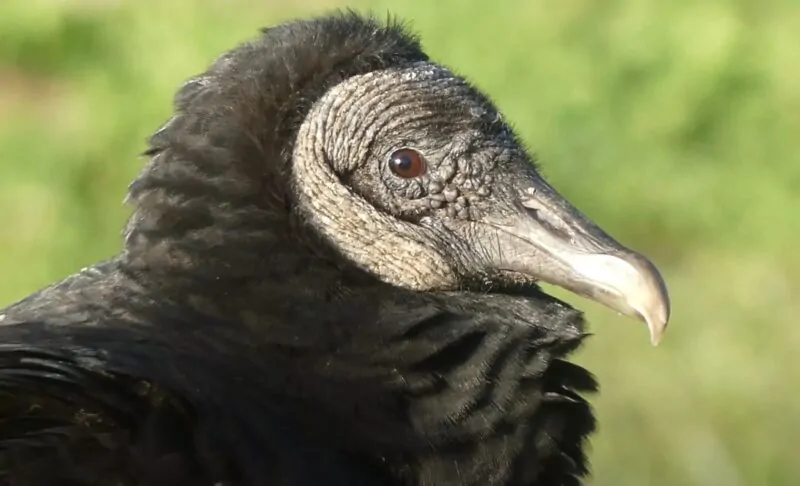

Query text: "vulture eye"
[389, 148, 427, 179]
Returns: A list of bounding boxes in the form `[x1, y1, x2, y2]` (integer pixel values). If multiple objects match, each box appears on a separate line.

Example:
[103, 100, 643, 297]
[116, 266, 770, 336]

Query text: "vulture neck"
[121, 259, 595, 485]
[117, 186, 595, 484]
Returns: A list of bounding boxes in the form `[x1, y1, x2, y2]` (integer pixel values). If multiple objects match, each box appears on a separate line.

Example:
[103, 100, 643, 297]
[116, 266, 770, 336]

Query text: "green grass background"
[1, 0, 798, 484]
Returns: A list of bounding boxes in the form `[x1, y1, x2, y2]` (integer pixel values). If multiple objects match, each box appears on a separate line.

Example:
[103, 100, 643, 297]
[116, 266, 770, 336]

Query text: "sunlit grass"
[1, 0, 798, 484]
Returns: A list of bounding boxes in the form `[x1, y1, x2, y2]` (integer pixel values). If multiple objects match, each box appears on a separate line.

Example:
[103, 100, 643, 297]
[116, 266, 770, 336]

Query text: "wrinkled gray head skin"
[292, 61, 670, 343]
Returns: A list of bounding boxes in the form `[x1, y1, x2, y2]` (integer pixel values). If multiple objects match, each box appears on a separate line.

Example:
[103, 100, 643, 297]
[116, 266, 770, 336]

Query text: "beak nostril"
[521, 199, 572, 242]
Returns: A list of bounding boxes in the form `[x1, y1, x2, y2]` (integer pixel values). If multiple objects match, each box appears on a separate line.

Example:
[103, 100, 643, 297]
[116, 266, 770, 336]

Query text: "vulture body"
[0, 12, 670, 486]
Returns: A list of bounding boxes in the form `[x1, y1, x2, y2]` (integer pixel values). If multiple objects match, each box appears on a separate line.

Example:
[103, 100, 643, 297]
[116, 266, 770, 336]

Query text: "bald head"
[290, 61, 670, 341]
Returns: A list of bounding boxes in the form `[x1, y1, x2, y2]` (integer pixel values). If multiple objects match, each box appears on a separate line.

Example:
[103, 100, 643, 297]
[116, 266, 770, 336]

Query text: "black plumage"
[0, 11, 670, 486]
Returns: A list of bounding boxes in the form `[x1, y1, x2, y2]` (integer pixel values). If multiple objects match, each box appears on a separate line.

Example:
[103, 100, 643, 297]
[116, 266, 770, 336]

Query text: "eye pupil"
[389, 149, 427, 178]
[395, 155, 413, 171]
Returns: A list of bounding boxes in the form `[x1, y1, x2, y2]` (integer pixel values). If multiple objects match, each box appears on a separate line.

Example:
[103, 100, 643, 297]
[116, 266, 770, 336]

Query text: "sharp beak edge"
[486, 180, 671, 345]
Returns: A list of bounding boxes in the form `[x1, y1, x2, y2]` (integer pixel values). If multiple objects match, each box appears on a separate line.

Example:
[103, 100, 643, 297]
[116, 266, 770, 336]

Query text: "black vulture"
[0, 11, 670, 486]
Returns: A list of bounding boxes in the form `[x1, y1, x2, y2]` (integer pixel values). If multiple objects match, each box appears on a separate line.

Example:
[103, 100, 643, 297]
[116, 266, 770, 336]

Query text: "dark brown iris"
[389, 148, 427, 178]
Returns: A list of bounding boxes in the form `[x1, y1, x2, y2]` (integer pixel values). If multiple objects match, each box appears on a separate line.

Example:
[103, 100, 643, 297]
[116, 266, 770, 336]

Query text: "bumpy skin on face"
[0, 11, 668, 486]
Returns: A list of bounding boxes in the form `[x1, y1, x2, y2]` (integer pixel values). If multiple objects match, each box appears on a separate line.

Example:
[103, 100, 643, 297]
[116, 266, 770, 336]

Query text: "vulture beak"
[485, 176, 671, 345]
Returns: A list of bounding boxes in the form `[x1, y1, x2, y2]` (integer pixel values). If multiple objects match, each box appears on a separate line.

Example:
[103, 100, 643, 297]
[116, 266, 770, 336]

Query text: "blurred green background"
[1, 0, 798, 484]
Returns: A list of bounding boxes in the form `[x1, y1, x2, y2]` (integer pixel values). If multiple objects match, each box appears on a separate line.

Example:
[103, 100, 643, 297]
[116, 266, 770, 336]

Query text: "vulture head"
[0, 11, 670, 486]
[291, 58, 668, 337]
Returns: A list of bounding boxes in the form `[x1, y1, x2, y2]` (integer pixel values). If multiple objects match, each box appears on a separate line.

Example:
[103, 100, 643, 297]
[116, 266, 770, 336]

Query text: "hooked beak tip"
[560, 250, 671, 345]
[614, 253, 671, 346]
[644, 308, 669, 346]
